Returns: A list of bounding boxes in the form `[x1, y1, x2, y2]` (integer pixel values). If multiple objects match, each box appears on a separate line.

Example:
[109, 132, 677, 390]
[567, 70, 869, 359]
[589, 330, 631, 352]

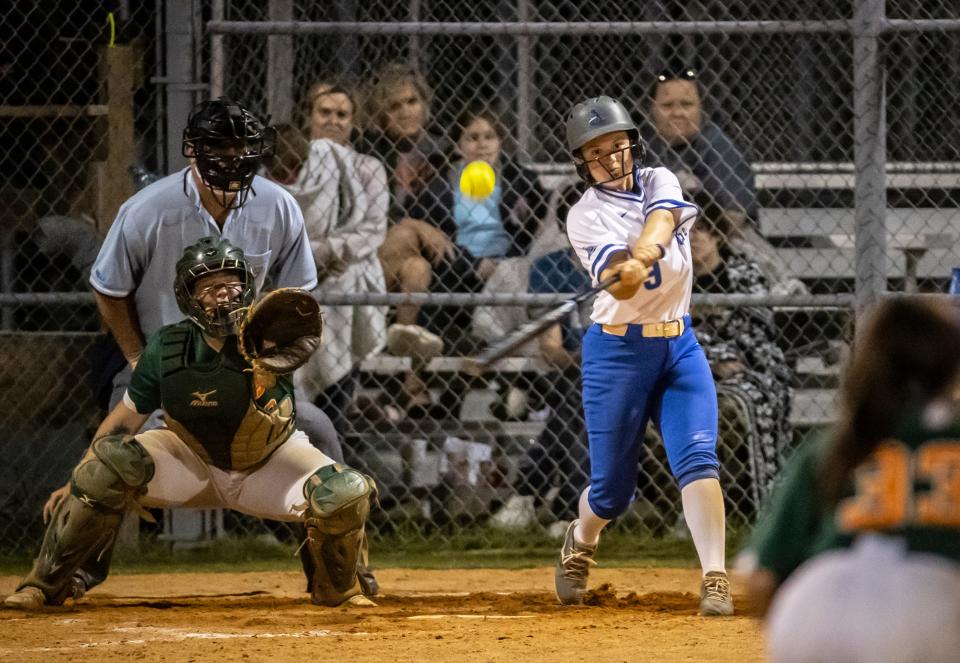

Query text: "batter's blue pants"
[581, 316, 719, 520]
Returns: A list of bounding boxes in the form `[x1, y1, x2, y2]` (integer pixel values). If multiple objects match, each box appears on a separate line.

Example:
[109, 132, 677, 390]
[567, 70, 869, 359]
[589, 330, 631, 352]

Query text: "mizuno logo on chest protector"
[191, 389, 219, 407]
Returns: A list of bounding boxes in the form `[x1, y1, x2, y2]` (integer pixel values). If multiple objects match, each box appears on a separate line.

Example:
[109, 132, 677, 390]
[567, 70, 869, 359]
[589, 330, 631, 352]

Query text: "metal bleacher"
[756, 163, 960, 292]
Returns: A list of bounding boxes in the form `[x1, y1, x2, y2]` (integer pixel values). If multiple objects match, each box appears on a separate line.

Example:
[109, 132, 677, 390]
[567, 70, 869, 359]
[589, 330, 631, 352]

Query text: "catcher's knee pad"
[71, 434, 155, 512]
[303, 463, 375, 533]
[302, 464, 376, 606]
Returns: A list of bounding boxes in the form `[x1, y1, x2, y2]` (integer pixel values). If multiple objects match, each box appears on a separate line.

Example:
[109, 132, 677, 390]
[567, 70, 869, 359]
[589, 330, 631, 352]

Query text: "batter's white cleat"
[3, 586, 45, 610]
[490, 495, 536, 531]
[699, 571, 735, 616]
[554, 520, 597, 605]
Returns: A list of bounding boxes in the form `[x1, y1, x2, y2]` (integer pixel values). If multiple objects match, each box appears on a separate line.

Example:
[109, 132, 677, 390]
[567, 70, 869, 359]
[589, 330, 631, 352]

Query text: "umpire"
[83, 98, 361, 593]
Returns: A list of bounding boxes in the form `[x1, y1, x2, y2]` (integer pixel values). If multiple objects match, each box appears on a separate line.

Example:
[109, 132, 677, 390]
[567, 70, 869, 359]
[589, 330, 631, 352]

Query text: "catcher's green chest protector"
[159, 325, 296, 470]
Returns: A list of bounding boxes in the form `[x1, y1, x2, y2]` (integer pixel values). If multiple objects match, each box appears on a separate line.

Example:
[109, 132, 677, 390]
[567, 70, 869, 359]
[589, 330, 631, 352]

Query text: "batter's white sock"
[680, 478, 726, 575]
[573, 487, 609, 547]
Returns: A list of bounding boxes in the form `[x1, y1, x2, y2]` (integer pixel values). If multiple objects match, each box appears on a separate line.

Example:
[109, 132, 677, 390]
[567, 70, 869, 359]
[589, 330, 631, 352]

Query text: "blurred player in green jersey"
[741, 297, 960, 663]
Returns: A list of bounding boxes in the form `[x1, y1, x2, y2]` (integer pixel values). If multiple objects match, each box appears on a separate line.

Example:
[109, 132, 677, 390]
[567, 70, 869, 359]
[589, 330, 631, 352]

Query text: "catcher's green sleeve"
[127, 329, 165, 414]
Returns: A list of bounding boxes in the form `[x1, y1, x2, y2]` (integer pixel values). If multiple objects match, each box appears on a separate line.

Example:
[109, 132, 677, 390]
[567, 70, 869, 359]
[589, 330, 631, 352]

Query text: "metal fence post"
[515, 0, 533, 162]
[266, 0, 294, 123]
[853, 0, 887, 313]
[408, 0, 423, 71]
[164, 0, 196, 173]
[210, 0, 225, 98]
[335, 0, 360, 83]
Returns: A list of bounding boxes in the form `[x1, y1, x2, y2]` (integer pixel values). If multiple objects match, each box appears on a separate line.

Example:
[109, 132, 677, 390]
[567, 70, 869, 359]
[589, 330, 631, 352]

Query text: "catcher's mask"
[174, 237, 255, 337]
[182, 97, 276, 210]
[565, 95, 646, 186]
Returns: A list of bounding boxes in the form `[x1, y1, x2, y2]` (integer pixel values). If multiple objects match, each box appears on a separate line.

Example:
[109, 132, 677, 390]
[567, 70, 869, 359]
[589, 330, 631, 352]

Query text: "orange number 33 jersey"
[838, 439, 960, 532]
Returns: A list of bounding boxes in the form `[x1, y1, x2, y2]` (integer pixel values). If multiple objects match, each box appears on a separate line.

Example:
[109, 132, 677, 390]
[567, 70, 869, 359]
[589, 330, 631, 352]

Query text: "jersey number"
[644, 262, 662, 290]
[837, 440, 960, 531]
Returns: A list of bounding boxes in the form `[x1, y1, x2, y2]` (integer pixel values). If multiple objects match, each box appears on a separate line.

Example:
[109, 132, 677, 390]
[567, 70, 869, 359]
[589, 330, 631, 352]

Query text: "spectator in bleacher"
[643, 67, 805, 296]
[354, 63, 449, 414]
[689, 211, 794, 504]
[490, 215, 589, 539]
[378, 105, 546, 414]
[645, 67, 757, 228]
[356, 62, 447, 218]
[304, 80, 357, 144]
[407, 105, 546, 342]
[265, 95, 388, 445]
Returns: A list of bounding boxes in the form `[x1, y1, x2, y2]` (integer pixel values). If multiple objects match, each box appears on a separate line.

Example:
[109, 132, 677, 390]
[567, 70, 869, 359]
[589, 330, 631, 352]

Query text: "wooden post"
[92, 44, 142, 235]
[92, 45, 144, 555]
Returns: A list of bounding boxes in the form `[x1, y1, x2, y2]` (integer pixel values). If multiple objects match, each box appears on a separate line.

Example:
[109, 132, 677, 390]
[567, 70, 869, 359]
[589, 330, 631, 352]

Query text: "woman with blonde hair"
[354, 63, 453, 412]
[356, 62, 447, 214]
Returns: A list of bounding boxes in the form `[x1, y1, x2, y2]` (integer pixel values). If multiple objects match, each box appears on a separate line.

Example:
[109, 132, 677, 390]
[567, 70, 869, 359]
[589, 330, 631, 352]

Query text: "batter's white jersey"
[566, 166, 698, 325]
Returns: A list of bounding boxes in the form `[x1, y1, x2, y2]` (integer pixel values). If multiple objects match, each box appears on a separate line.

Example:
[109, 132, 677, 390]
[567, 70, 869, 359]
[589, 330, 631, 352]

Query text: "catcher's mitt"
[238, 288, 322, 375]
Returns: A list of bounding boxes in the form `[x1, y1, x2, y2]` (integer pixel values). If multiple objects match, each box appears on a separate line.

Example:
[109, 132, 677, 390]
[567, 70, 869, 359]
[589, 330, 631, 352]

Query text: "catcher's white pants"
[766, 534, 960, 663]
[136, 428, 334, 522]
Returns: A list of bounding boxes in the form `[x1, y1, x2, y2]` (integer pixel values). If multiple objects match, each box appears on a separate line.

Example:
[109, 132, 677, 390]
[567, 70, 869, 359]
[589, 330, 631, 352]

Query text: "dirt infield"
[1, 568, 765, 662]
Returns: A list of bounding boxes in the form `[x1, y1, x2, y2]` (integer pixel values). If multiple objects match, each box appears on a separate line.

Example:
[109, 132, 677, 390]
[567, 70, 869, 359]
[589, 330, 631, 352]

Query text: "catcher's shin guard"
[301, 464, 376, 606]
[19, 435, 154, 604]
[297, 525, 379, 597]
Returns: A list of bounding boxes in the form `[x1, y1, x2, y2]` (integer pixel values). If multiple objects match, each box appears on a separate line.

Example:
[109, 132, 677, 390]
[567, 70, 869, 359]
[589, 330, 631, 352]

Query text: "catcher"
[3, 237, 377, 610]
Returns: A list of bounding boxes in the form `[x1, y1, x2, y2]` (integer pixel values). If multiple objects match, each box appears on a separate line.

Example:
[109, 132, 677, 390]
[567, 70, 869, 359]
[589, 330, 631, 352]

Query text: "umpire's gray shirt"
[90, 167, 318, 337]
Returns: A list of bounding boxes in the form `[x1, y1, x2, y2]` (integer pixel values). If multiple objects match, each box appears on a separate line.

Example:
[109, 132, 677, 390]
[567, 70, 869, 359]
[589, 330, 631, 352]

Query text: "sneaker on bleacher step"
[490, 495, 536, 530]
[386, 324, 444, 362]
[490, 386, 530, 421]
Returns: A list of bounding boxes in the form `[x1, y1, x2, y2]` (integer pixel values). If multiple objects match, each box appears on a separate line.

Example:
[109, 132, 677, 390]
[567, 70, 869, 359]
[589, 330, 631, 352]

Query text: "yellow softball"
[459, 160, 496, 199]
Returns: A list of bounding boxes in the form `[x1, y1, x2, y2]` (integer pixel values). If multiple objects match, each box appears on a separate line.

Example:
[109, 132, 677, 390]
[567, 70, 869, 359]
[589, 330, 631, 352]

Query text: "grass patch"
[0, 525, 751, 576]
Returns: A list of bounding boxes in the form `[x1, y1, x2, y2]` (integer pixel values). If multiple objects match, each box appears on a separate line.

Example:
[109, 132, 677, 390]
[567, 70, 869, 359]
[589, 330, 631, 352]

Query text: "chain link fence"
[1, 1, 959, 555]
[0, 1, 167, 553]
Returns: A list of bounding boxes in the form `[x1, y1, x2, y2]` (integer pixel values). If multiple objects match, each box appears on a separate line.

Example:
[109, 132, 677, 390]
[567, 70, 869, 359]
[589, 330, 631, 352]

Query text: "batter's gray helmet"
[565, 96, 645, 182]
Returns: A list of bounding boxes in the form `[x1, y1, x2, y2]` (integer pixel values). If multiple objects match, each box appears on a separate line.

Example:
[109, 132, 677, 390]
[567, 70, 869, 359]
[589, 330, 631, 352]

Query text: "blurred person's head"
[305, 81, 356, 145]
[452, 106, 504, 168]
[690, 201, 735, 277]
[263, 123, 309, 185]
[690, 219, 725, 278]
[565, 95, 645, 191]
[821, 297, 960, 503]
[555, 182, 587, 235]
[650, 68, 703, 146]
[364, 63, 431, 142]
